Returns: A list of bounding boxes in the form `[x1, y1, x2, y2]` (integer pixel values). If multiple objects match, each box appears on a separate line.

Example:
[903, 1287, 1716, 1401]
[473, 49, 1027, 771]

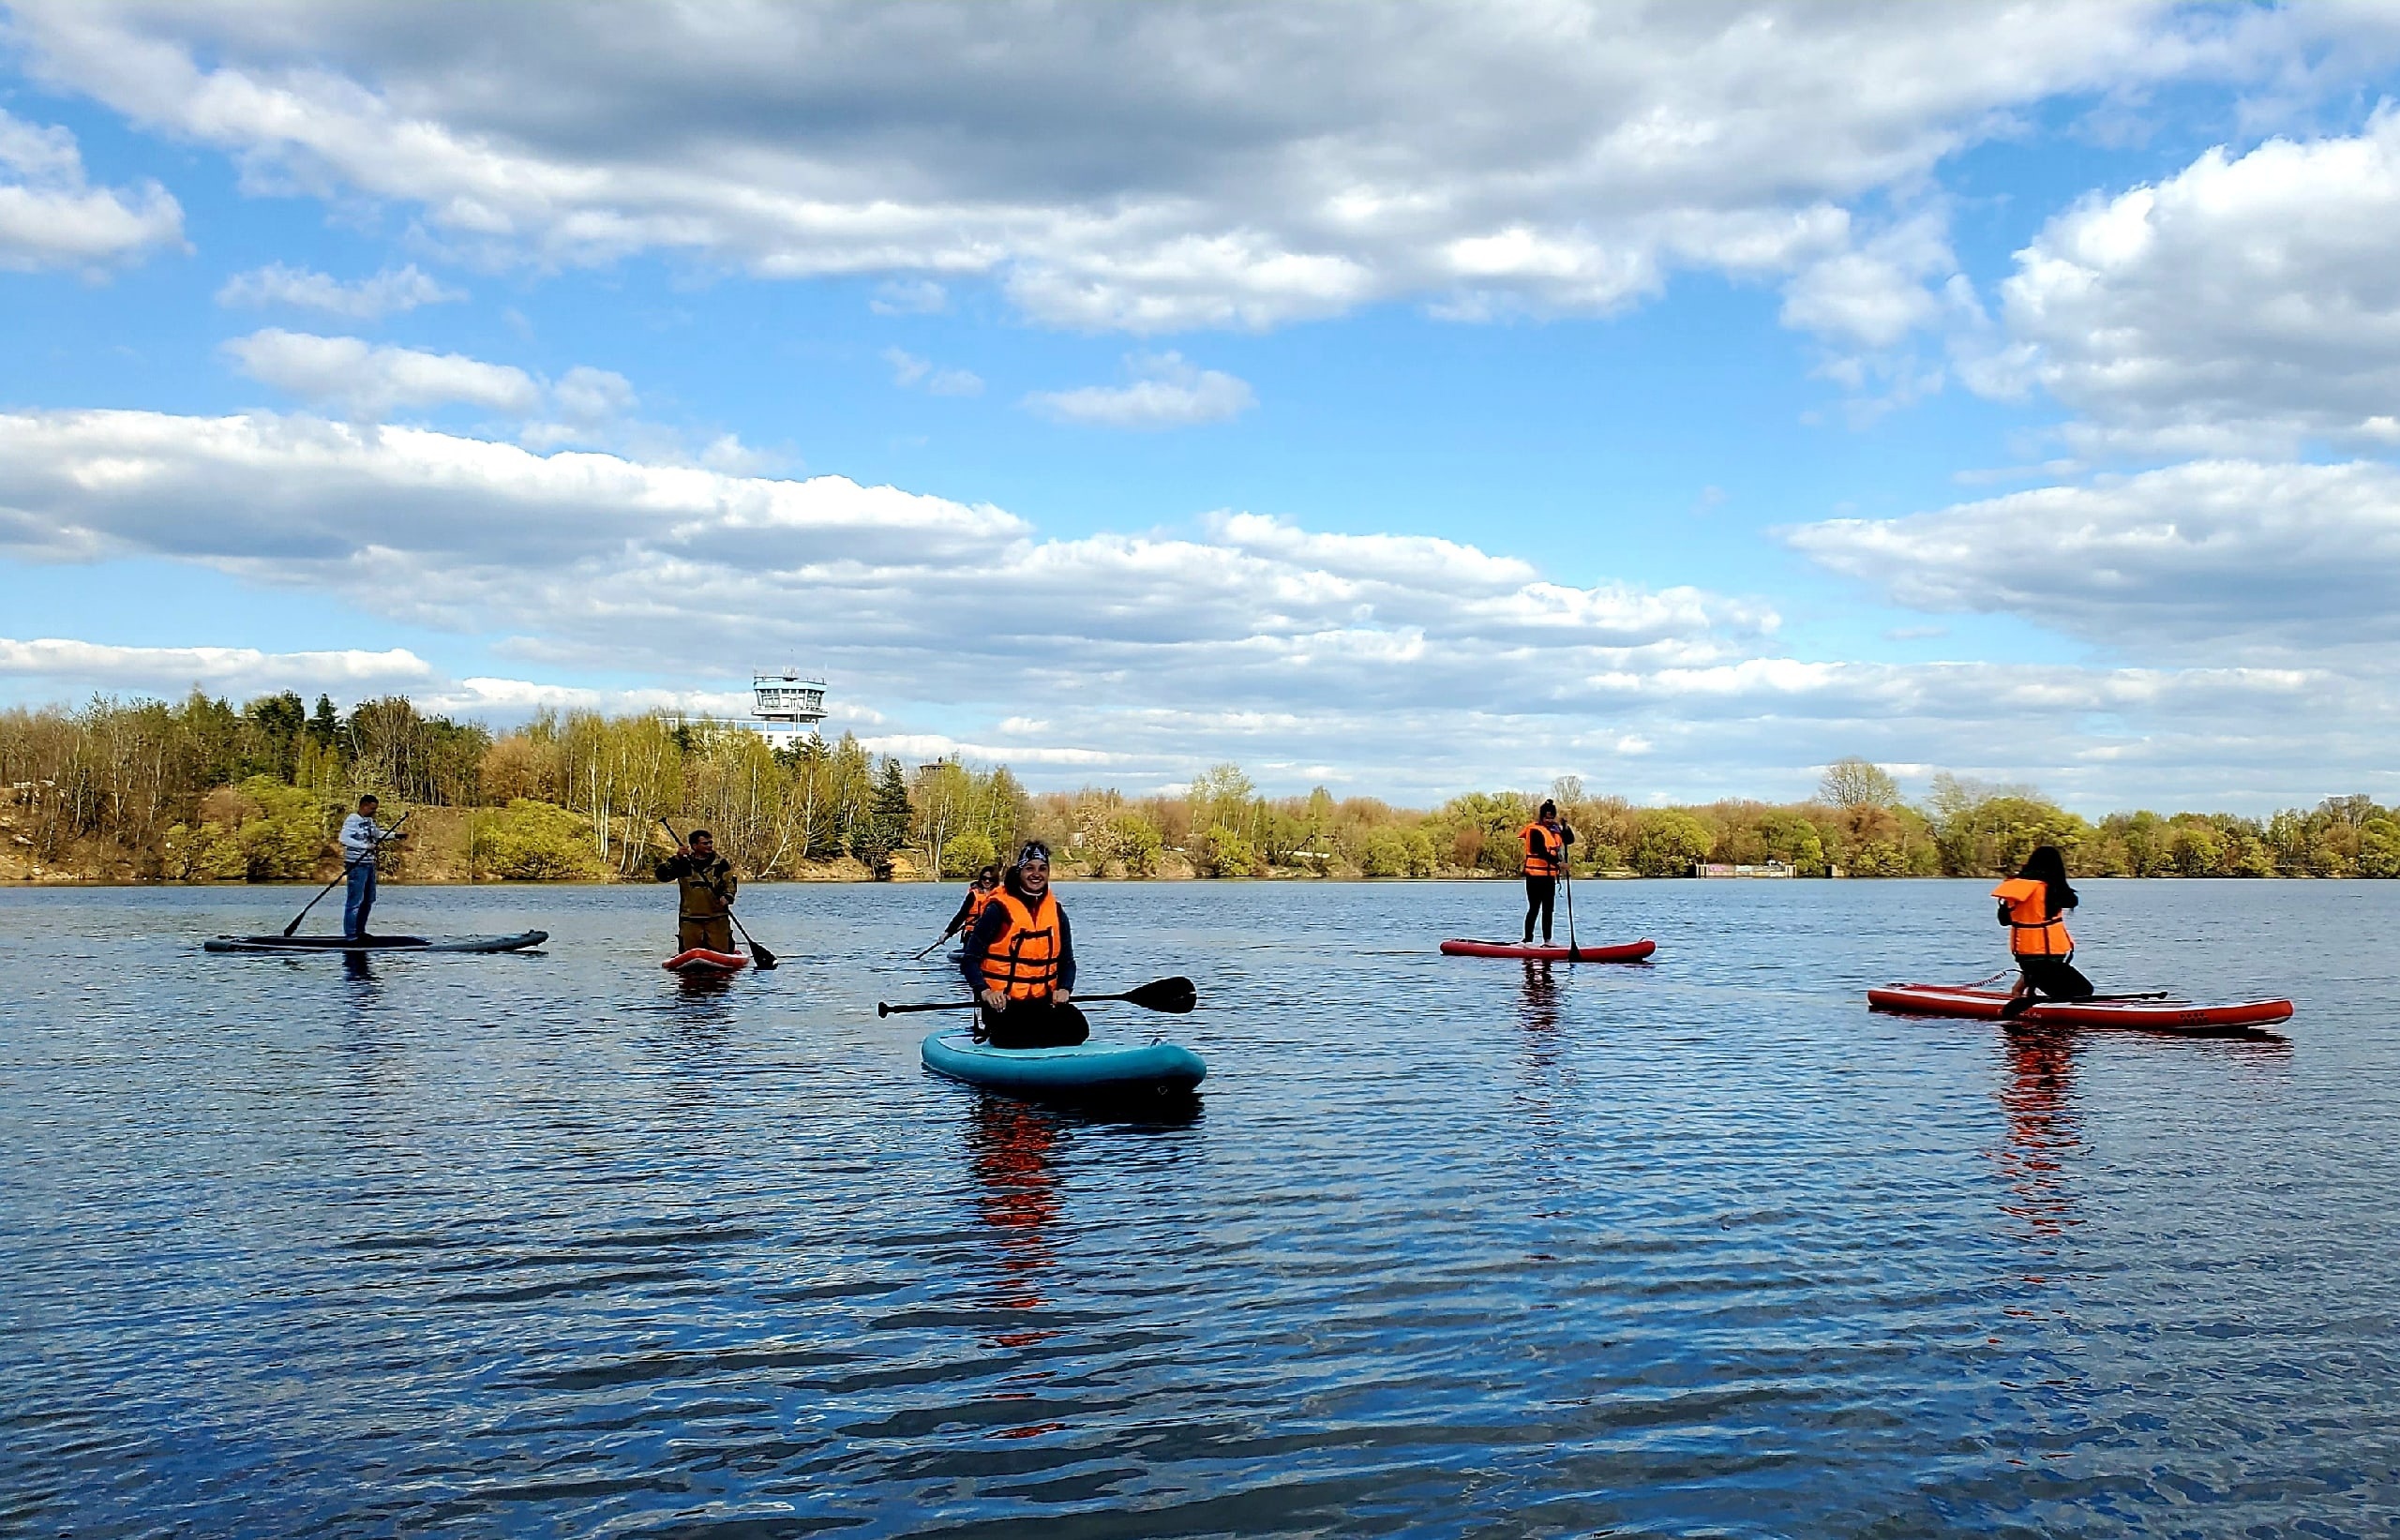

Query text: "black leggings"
[2002, 955, 2093, 1018]
[1523, 876, 1556, 942]
[978, 999, 1090, 1049]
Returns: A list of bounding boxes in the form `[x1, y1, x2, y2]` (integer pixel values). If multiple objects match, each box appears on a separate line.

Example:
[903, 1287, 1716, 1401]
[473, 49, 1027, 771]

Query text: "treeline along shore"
[5, 690, 2399, 885]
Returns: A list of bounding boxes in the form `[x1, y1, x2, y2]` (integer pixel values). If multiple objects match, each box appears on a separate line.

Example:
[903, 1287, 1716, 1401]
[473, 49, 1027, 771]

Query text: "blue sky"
[7, 2, 2400, 811]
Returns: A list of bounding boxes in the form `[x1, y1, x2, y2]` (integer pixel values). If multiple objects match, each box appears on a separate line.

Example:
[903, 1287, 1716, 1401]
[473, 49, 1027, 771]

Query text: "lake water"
[4, 878, 2396, 1538]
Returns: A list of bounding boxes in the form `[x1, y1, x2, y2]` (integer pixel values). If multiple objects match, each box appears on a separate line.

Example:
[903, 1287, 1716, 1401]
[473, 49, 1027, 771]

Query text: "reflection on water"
[967, 1095, 1063, 1326]
[1992, 1025, 2085, 1240]
[1517, 957, 1561, 1036]
[3, 879, 2397, 1538]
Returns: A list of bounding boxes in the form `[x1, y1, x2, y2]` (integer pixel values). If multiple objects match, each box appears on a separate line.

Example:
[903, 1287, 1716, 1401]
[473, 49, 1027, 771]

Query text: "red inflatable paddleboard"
[1868, 983, 2289, 1033]
[664, 948, 748, 974]
[1439, 938, 1656, 963]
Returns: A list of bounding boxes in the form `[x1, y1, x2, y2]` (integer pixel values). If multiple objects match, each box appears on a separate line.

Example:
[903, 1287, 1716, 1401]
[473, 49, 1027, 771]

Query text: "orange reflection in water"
[1990, 1025, 2084, 1240]
[967, 1096, 1062, 1334]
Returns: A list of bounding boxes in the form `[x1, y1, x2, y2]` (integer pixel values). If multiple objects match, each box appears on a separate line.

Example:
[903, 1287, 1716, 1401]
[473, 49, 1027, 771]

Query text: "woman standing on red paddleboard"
[1993, 845, 2093, 1019]
[1519, 801, 1575, 946]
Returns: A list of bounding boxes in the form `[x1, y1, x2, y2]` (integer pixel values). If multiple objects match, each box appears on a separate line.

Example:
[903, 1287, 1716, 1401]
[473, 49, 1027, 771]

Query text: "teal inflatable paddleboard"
[921, 1030, 1206, 1097]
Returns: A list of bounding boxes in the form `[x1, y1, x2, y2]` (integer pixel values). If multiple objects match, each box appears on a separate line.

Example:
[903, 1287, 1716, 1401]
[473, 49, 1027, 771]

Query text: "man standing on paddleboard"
[961, 841, 1088, 1048]
[1520, 800, 1575, 946]
[656, 830, 740, 958]
[339, 793, 405, 940]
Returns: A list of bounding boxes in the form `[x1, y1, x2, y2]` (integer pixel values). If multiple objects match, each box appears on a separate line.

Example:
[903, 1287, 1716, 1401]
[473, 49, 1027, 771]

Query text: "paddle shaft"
[878, 977, 1195, 1017]
[1561, 845, 1578, 957]
[282, 808, 412, 936]
[659, 817, 776, 968]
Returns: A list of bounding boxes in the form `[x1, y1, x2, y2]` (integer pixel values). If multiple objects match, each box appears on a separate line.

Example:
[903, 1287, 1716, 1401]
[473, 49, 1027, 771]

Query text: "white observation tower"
[742, 668, 827, 751]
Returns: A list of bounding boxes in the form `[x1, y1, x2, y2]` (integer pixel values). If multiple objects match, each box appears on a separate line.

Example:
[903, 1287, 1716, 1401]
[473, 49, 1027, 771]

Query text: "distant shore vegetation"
[4, 692, 2397, 884]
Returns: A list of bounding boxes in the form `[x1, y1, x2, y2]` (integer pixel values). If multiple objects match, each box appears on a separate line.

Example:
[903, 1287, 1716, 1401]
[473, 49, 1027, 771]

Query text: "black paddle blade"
[1093, 976, 1197, 1013]
[748, 943, 778, 970]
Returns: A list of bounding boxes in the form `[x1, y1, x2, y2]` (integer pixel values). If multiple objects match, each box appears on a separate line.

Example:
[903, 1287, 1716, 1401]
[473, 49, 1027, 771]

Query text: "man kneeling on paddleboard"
[656, 830, 740, 957]
[960, 841, 1088, 1049]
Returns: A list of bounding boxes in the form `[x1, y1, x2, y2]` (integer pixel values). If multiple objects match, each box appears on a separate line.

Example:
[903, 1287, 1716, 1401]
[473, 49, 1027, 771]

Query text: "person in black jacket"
[959, 842, 1086, 1048]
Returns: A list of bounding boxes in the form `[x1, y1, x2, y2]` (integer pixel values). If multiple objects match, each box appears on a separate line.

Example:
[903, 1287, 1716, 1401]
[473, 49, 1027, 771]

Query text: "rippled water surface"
[5, 878, 2398, 1537]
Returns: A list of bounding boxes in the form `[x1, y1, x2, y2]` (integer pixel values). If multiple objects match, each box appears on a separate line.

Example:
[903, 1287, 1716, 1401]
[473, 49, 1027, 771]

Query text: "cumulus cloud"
[2, 405, 2392, 805]
[1784, 458, 2400, 662]
[215, 262, 463, 319]
[882, 347, 983, 396]
[217, 331, 662, 454]
[1026, 352, 1254, 428]
[221, 329, 541, 417]
[0, 636, 432, 696]
[0, 107, 183, 270]
[1988, 107, 2400, 453]
[1780, 212, 1958, 351]
[1, 0, 2264, 332]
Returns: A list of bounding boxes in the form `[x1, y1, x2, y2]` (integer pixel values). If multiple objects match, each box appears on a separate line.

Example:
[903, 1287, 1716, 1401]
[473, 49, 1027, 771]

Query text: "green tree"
[853, 756, 913, 877]
[2169, 819, 2224, 876]
[942, 830, 998, 878]
[1104, 812, 1165, 876]
[2356, 818, 2400, 877]
[1630, 809, 1712, 876]
[472, 799, 608, 879]
[1195, 824, 1263, 877]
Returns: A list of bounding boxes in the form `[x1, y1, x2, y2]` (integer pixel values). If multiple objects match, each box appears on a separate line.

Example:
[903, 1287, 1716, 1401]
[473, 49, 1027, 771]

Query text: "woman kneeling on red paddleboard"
[1993, 845, 2093, 1019]
[961, 841, 1088, 1050]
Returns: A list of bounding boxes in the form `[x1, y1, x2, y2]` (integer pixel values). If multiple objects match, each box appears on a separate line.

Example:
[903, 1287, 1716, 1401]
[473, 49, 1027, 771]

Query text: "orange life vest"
[980, 889, 1062, 1000]
[1520, 821, 1564, 878]
[963, 886, 995, 927]
[1992, 876, 2072, 957]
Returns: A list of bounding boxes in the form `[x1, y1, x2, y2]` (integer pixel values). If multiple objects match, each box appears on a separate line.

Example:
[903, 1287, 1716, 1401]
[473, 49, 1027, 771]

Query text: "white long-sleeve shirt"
[339, 812, 389, 865]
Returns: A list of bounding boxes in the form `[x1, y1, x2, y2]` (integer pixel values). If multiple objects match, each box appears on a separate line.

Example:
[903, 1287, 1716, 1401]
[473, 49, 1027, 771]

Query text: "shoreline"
[0, 871, 2373, 889]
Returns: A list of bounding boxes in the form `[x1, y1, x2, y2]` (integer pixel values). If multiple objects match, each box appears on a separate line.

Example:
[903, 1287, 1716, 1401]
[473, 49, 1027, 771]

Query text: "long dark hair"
[2017, 845, 2078, 915]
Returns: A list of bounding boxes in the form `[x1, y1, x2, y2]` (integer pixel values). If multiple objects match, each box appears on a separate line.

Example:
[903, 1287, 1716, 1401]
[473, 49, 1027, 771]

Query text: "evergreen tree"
[851, 756, 914, 877]
[307, 694, 344, 754]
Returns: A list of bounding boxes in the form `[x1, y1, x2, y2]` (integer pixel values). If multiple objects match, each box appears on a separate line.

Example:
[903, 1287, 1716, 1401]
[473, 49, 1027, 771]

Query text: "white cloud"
[218, 333, 661, 453]
[882, 348, 982, 396]
[221, 329, 541, 417]
[1784, 458, 2400, 662]
[2, 405, 2394, 806]
[214, 262, 463, 319]
[1026, 352, 1254, 428]
[869, 277, 948, 315]
[546, 365, 637, 424]
[1, 0, 2276, 332]
[0, 108, 183, 270]
[1780, 210, 1955, 349]
[1989, 107, 2400, 453]
[0, 636, 431, 695]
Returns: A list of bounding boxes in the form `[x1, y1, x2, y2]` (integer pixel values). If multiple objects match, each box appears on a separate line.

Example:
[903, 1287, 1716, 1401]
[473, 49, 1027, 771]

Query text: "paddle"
[878, 976, 1198, 1017]
[281, 807, 412, 936]
[658, 817, 777, 969]
[911, 934, 951, 960]
[1560, 830, 1580, 962]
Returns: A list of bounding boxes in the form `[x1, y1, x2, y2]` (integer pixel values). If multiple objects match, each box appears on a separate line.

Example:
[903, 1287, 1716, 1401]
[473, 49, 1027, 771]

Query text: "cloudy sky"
[5, 0, 2400, 812]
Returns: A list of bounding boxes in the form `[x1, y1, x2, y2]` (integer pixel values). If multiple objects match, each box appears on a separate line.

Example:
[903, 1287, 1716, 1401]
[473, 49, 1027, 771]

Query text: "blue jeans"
[343, 862, 378, 938]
